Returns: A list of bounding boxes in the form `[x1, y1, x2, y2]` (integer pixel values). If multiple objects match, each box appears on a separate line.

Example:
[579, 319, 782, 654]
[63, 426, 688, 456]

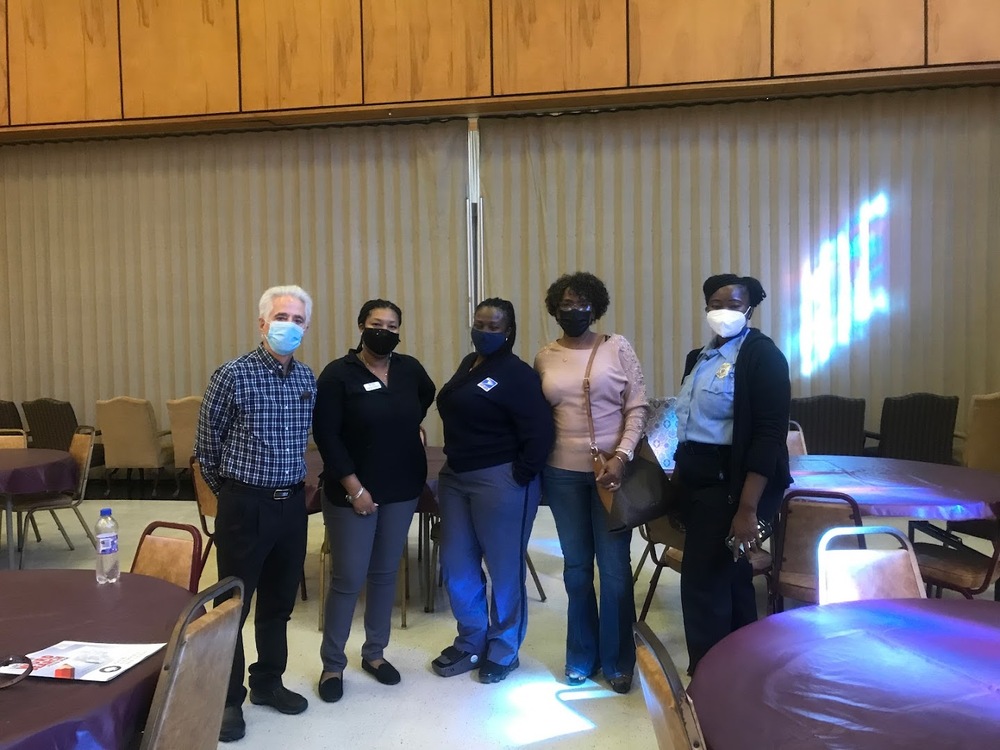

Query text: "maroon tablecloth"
[0, 569, 193, 750]
[0, 449, 76, 495]
[689, 598, 1000, 750]
[791, 455, 1000, 520]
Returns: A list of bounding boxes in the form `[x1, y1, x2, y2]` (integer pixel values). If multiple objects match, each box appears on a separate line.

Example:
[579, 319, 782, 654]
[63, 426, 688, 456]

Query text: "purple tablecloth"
[0, 449, 76, 495]
[791, 455, 1000, 521]
[0, 570, 193, 750]
[689, 598, 1000, 750]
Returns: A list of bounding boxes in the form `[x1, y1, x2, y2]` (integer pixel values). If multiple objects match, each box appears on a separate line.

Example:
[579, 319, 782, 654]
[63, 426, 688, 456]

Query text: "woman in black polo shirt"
[312, 299, 436, 702]
[431, 298, 554, 684]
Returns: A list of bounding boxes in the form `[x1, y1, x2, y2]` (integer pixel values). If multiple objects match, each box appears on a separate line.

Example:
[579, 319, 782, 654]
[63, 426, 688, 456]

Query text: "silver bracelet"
[345, 486, 365, 503]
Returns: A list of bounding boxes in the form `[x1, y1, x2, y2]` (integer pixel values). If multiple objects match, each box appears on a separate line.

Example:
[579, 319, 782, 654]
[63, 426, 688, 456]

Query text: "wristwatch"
[615, 447, 634, 463]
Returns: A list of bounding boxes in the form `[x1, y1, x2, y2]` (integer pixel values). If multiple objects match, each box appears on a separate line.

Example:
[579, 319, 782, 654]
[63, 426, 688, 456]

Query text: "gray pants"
[320, 496, 418, 672]
[438, 462, 541, 666]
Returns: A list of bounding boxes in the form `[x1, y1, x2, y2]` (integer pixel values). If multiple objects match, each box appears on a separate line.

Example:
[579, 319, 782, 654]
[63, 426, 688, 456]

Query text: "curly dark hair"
[476, 297, 517, 354]
[544, 272, 610, 319]
[356, 298, 402, 327]
[702, 274, 767, 307]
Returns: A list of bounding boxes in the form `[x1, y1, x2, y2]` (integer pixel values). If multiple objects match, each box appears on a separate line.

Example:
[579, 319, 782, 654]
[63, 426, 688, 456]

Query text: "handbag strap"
[583, 335, 604, 460]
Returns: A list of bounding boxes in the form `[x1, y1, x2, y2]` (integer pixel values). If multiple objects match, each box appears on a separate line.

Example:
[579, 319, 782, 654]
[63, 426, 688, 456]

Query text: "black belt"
[223, 478, 305, 500]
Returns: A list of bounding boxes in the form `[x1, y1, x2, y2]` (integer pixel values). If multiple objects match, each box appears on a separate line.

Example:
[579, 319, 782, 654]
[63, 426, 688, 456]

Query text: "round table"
[0, 569, 193, 750]
[688, 598, 1000, 749]
[0, 449, 77, 568]
[790, 455, 1000, 520]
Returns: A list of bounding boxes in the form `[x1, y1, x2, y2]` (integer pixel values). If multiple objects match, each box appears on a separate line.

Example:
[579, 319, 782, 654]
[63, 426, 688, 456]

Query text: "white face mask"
[706, 308, 748, 338]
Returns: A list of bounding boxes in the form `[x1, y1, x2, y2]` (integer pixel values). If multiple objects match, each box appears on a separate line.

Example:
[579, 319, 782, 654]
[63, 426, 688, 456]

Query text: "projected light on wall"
[799, 193, 890, 377]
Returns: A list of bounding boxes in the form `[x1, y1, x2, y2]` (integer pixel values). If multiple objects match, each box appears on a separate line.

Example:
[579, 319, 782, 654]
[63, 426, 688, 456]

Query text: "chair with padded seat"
[166, 397, 202, 490]
[138, 576, 243, 750]
[96, 397, 174, 497]
[789, 395, 866, 456]
[0, 401, 25, 432]
[867, 392, 959, 464]
[818, 525, 925, 604]
[914, 518, 1000, 600]
[771, 489, 863, 612]
[14, 426, 98, 568]
[22, 398, 105, 466]
[130, 521, 204, 593]
[0, 428, 28, 449]
[633, 621, 707, 750]
[786, 420, 808, 457]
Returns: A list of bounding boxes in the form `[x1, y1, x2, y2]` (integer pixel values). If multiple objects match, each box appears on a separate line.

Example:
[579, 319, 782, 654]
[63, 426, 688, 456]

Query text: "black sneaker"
[479, 657, 520, 684]
[249, 685, 309, 714]
[219, 705, 245, 742]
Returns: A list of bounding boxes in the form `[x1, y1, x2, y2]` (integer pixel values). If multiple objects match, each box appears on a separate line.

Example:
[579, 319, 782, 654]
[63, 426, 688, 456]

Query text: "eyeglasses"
[0, 655, 33, 689]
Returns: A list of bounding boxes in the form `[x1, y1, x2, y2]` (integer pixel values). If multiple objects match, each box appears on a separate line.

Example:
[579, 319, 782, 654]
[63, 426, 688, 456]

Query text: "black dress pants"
[215, 481, 308, 706]
[674, 444, 757, 674]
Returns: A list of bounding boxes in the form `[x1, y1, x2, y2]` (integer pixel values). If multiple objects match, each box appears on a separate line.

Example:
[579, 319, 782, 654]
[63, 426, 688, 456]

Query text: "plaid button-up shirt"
[195, 345, 316, 493]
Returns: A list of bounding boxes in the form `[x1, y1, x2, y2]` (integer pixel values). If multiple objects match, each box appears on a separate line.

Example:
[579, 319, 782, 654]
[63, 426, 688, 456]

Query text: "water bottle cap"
[100, 508, 112, 517]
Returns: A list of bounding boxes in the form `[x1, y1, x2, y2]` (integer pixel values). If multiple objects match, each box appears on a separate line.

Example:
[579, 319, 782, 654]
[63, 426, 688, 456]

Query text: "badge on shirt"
[364, 381, 383, 392]
[716, 362, 732, 379]
[477, 377, 499, 392]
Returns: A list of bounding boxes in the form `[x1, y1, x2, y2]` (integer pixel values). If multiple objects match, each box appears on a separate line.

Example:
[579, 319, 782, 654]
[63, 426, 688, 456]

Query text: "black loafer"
[608, 674, 633, 694]
[249, 685, 309, 714]
[479, 657, 519, 684]
[431, 646, 481, 677]
[362, 659, 401, 685]
[219, 705, 245, 742]
[318, 675, 343, 703]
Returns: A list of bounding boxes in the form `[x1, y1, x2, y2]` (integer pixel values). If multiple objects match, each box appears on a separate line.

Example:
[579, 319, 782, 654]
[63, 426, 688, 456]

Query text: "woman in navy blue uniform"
[431, 298, 555, 684]
[672, 275, 791, 674]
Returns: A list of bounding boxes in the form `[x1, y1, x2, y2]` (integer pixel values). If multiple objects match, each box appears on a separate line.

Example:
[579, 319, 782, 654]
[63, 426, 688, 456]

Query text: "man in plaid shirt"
[195, 285, 317, 743]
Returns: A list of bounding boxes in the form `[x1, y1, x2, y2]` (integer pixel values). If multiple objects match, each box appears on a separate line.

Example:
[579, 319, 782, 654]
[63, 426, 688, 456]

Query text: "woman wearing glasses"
[534, 272, 648, 694]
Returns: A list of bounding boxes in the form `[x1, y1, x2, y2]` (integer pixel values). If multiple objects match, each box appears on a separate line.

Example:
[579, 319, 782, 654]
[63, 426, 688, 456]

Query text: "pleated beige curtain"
[479, 87, 1000, 431]
[0, 122, 468, 443]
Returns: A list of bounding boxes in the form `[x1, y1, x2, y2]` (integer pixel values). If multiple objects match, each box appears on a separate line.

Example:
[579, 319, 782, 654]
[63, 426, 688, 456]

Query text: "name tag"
[477, 377, 498, 392]
[364, 381, 382, 392]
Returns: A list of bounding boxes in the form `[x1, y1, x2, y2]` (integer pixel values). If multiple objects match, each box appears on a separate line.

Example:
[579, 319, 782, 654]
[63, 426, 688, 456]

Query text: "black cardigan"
[437, 350, 554, 485]
[681, 328, 792, 521]
[313, 351, 436, 507]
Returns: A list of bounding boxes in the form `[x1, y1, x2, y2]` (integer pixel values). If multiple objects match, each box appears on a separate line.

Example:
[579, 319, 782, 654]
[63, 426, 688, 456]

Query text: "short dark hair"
[544, 272, 610, 319]
[702, 274, 767, 307]
[357, 299, 402, 327]
[476, 297, 517, 354]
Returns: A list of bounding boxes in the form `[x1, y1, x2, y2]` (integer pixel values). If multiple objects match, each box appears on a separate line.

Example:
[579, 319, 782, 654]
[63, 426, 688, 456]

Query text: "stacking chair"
[96, 397, 174, 497]
[130, 521, 204, 593]
[22, 398, 106, 467]
[771, 489, 863, 612]
[0, 401, 25, 432]
[0, 428, 28, 448]
[633, 621, 707, 750]
[139, 576, 243, 750]
[818, 526, 925, 604]
[786, 420, 808, 457]
[867, 392, 959, 464]
[914, 518, 1000, 600]
[189, 458, 218, 571]
[15, 426, 98, 568]
[166, 397, 202, 489]
[789, 395, 866, 455]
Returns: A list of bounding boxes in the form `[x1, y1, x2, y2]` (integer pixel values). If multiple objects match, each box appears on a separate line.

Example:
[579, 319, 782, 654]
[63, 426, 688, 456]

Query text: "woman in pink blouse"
[534, 272, 648, 694]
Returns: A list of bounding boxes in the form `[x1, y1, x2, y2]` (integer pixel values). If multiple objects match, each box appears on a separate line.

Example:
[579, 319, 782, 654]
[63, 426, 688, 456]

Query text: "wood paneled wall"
[120, 0, 240, 118]
[7, 0, 121, 124]
[240, 0, 362, 111]
[0, 0, 997, 138]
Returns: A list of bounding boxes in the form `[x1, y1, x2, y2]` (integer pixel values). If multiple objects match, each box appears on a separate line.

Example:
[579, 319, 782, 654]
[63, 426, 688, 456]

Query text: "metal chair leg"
[73, 506, 98, 548]
[49, 510, 74, 550]
[526, 553, 546, 602]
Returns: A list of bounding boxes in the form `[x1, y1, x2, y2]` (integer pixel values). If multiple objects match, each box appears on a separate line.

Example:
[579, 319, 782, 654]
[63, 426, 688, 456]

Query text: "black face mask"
[556, 310, 592, 338]
[361, 327, 400, 356]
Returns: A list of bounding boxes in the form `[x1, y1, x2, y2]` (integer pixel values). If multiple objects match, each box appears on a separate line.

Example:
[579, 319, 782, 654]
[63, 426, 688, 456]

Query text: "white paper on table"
[0, 640, 166, 682]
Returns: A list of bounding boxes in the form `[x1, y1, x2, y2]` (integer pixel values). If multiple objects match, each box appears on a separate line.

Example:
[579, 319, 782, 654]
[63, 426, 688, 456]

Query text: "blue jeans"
[543, 466, 635, 678]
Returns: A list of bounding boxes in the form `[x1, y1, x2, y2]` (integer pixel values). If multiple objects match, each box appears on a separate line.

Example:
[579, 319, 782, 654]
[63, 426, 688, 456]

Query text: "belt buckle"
[272, 488, 291, 500]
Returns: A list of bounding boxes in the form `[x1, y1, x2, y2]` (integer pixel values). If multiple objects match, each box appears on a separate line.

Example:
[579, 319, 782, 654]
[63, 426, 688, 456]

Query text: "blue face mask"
[266, 320, 304, 356]
[471, 329, 506, 356]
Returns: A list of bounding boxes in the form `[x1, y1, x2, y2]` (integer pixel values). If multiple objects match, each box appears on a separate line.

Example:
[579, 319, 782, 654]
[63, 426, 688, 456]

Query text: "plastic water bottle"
[95, 508, 120, 584]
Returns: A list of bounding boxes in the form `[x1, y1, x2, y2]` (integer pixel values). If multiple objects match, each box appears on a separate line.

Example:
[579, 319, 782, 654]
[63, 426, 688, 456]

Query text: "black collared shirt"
[313, 350, 436, 506]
